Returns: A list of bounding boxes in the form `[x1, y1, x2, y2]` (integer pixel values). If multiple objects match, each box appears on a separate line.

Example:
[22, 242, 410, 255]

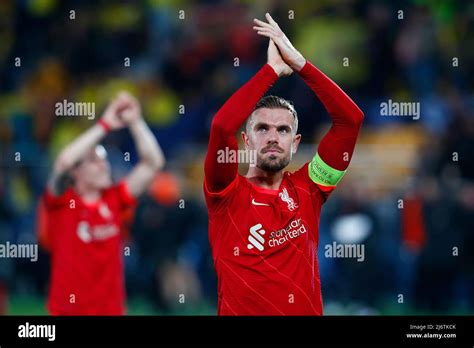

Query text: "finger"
[253, 18, 272, 29]
[257, 30, 273, 36]
[121, 109, 135, 119]
[253, 27, 276, 36]
[254, 26, 274, 34]
[258, 31, 282, 45]
[257, 31, 275, 40]
[253, 26, 270, 31]
[114, 96, 130, 108]
[265, 13, 280, 28]
[117, 92, 131, 102]
[253, 26, 278, 36]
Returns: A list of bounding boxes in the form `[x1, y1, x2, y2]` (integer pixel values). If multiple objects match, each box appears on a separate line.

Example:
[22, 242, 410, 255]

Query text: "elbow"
[54, 153, 75, 173]
[347, 107, 364, 128]
[147, 154, 165, 172]
[355, 109, 364, 127]
[155, 157, 166, 172]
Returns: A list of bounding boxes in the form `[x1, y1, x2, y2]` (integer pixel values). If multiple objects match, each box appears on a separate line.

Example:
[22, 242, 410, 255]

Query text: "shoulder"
[284, 162, 329, 203]
[43, 187, 76, 210]
[203, 174, 244, 199]
[204, 175, 246, 215]
[102, 181, 137, 207]
[285, 162, 310, 182]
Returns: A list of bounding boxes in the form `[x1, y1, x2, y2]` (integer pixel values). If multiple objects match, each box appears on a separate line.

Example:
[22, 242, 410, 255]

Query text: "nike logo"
[252, 199, 270, 206]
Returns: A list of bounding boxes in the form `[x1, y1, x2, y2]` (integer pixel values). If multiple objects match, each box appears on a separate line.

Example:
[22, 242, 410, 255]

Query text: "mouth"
[262, 147, 283, 154]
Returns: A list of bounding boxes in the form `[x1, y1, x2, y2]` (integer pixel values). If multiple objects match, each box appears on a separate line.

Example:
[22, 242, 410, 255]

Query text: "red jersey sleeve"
[117, 180, 136, 208]
[105, 181, 137, 210]
[294, 61, 364, 201]
[298, 61, 364, 172]
[204, 64, 278, 195]
[43, 187, 75, 210]
[203, 174, 239, 215]
[288, 162, 334, 203]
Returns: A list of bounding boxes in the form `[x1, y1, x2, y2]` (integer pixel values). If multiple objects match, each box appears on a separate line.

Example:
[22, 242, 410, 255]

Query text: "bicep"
[204, 127, 238, 193]
[308, 153, 347, 188]
[316, 118, 362, 172]
[303, 152, 348, 202]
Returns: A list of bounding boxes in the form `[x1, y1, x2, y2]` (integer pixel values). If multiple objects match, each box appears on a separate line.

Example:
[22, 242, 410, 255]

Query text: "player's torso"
[51, 193, 122, 255]
[209, 174, 323, 315]
[48, 191, 124, 314]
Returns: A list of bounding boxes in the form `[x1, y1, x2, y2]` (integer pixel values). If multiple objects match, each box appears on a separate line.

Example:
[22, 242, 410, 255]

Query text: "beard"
[257, 153, 291, 173]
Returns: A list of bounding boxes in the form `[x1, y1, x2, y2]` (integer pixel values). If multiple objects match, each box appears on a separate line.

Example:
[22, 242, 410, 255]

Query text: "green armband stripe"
[308, 153, 347, 186]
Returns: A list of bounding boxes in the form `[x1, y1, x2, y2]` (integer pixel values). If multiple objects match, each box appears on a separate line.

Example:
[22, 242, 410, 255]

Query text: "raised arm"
[298, 61, 364, 172]
[118, 92, 165, 198]
[254, 14, 364, 189]
[205, 40, 290, 193]
[47, 97, 126, 196]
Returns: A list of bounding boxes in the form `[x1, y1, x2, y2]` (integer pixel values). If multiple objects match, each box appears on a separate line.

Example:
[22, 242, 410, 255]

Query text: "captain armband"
[308, 153, 347, 187]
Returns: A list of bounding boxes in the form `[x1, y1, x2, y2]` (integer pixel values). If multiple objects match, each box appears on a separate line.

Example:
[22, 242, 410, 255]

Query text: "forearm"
[299, 61, 364, 127]
[210, 64, 278, 133]
[129, 119, 165, 170]
[55, 123, 106, 171]
[205, 64, 278, 191]
[299, 61, 364, 171]
[47, 123, 106, 195]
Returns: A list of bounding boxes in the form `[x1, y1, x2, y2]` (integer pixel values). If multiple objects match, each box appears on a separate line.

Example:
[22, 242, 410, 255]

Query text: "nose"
[266, 128, 279, 144]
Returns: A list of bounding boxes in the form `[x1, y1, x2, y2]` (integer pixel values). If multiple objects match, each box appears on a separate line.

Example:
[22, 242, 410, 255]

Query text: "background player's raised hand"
[253, 13, 306, 72]
[101, 94, 129, 130]
[115, 91, 142, 126]
[266, 39, 293, 77]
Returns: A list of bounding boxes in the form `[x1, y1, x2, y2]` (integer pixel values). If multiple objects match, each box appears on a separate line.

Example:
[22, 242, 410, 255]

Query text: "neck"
[245, 165, 284, 190]
[75, 183, 101, 203]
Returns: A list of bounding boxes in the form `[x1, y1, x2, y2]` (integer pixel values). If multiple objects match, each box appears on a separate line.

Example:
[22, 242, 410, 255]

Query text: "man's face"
[242, 108, 301, 173]
[72, 145, 112, 190]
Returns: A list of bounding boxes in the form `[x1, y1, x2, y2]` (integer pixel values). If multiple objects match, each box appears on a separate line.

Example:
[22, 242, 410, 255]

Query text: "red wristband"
[98, 119, 111, 133]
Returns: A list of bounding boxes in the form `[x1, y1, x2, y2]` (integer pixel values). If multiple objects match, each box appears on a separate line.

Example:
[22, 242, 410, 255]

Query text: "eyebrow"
[253, 122, 292, 131]
[253, 122, 269, 129]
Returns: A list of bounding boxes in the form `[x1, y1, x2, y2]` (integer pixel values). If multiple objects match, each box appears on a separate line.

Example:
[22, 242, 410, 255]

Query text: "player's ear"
[241, 131, 250, 149]
[291, 134, 302, 154]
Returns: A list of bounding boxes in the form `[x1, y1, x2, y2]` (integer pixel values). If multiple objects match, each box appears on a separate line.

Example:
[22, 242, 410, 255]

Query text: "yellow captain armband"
[308, 153, 347, 186]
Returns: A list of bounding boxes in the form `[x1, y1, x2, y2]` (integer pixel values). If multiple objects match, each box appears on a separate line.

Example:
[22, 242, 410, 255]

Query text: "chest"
[54, 200, 121, 245]
[221, 184, 320, 257]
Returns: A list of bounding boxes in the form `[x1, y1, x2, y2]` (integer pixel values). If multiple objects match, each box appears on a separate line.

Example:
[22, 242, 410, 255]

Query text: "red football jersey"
[42, 181, 136, 315]
[204, 163, 334, 315]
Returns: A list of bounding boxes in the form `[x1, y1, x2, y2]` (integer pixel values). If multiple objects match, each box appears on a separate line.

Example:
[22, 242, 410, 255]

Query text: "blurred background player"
[40, 92, 165, 315]
[204, 14, 364, 315]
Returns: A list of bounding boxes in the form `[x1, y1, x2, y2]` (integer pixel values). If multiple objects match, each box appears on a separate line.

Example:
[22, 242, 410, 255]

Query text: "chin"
[258, 159, 289, 173]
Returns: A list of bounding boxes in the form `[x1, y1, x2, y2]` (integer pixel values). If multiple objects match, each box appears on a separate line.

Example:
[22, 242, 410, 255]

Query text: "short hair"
[247, 95, 298, 134]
